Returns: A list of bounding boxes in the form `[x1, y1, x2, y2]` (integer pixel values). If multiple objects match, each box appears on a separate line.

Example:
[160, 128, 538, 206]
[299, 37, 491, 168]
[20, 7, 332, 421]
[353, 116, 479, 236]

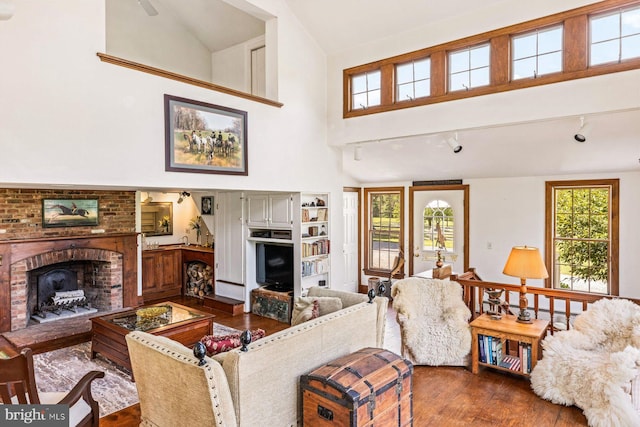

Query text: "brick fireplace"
[0, 234, 139, 332]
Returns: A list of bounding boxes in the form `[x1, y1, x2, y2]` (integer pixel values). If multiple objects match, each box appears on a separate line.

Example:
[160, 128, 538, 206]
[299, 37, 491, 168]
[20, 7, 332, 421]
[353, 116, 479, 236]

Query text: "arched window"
[423, 199, 454, 252]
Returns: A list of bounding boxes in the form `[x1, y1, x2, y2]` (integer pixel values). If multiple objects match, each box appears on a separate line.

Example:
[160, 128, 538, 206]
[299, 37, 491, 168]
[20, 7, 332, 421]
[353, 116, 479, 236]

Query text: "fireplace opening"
[27, 261, 108, 324]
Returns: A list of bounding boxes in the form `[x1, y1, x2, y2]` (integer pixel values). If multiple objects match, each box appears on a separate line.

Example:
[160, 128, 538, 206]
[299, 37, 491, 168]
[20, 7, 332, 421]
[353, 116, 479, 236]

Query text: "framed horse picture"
[42, 199, 99, 228]
[165, 94, 248, 175]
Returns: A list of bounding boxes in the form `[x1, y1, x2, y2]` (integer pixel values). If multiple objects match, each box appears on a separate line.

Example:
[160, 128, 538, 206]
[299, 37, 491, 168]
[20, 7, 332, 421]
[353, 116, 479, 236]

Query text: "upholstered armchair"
[391, 277, 471, 366]
[126, 331, 237, 427]
[531, 298, 640, 427]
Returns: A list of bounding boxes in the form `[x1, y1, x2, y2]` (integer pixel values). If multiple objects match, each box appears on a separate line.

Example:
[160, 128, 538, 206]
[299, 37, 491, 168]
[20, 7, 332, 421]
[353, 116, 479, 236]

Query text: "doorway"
[343, 188, 360, 290]
[409, 185, 469, 276]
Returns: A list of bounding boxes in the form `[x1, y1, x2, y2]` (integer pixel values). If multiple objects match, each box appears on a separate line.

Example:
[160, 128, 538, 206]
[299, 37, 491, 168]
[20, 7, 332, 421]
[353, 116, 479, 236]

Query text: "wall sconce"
[0, 1, 15, 20]
[177, 191, 191, 204]
[353, 145, 363, 161]
[446, 132, 463, 154]
[574, 116, 591, 143]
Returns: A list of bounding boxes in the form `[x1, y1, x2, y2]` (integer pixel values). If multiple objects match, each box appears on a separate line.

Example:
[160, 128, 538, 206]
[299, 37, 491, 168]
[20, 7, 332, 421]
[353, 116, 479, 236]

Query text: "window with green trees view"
[423, 200, 454, 252]
[546, 180, 619, 295]
[364, 188, 404, 275]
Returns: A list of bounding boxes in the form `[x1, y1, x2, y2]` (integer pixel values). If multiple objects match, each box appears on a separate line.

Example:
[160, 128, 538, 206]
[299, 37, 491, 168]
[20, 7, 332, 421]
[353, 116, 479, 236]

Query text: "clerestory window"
[396, 58, 431, 101]
[448, 44, 490, 92]
[590, 5, 640, 66]
[351, 70, 382, 110]
[512, 26, 563, 80]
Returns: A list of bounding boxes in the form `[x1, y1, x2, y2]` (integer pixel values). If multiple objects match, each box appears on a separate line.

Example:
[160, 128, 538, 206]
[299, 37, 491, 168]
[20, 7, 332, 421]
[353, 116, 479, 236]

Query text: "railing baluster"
[548, 296, 555, 335]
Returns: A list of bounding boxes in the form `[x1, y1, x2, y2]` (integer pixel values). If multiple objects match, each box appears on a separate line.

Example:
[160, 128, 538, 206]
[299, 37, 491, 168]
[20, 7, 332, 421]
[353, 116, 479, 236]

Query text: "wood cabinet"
[141, 249, 182, 301]
[470, 313, 548, 377]
[246, 193, 293, 228]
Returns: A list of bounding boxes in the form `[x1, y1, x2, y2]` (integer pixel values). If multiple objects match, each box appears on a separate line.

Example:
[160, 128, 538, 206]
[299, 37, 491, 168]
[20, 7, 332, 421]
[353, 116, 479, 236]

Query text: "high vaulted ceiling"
[139, 0, 640, 183]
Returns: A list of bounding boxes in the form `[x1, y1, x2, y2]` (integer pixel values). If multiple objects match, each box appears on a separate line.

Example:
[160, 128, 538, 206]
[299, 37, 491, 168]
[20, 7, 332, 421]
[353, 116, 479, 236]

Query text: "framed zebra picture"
[164, 94, 248, 175]
[42, 199, 99, 228]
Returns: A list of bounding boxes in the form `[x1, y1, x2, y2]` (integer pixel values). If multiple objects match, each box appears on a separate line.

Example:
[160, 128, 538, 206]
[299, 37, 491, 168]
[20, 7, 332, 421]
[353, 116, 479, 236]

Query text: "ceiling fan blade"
[137, 0, 158, 16]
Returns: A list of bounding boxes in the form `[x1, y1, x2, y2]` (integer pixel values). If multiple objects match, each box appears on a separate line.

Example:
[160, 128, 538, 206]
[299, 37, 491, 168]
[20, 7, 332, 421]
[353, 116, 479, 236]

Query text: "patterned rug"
[32, 323, 241, 417]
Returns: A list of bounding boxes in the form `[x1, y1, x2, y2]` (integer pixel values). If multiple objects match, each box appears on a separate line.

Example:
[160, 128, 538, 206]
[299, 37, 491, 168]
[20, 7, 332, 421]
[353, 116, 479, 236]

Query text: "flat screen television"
[256, 242, 294, 292]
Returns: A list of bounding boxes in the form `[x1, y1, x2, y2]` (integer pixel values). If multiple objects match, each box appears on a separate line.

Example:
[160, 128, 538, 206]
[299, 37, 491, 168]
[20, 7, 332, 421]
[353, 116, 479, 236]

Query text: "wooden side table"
[470, 313, 549, 378]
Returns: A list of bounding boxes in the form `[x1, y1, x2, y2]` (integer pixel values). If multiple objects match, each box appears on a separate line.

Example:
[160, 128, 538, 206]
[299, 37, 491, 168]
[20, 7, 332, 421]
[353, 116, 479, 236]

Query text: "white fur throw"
[530, 298, 640, 427]
[391, 277, 471, 366]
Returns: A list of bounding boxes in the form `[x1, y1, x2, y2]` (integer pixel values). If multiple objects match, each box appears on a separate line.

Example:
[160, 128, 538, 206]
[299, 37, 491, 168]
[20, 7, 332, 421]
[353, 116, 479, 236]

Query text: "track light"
[354, 145, 363, 161]
[177, 191, 191, 204]
[574, 116, 591, 143]
[446, 133, 463, 154]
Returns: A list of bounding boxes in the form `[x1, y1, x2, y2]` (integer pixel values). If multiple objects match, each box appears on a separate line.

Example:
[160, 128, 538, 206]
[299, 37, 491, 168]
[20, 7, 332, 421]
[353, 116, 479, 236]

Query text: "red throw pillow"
[201, 328, 266, 356]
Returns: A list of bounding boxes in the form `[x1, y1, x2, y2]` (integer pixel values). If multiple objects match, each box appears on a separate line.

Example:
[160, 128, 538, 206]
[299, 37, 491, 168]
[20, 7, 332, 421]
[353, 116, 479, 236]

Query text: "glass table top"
[106, 302, 206, 332]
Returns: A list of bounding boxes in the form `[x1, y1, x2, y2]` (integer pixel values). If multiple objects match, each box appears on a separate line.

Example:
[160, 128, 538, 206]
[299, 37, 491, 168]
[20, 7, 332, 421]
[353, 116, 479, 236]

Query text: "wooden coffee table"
[91, 301, 214, 374]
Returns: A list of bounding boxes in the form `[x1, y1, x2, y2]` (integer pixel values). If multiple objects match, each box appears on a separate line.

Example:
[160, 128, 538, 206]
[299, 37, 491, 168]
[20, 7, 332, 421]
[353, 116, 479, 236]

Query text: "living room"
[1, 0, 640, 425]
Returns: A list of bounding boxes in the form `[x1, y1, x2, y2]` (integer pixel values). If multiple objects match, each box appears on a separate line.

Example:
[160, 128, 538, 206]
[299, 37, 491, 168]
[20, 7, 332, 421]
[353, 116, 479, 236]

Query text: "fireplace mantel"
[0, 233, 139, 333]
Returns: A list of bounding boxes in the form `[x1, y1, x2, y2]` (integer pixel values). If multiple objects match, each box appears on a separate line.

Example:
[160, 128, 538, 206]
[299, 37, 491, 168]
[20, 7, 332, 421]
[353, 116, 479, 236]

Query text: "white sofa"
[126, 288, 388, 427]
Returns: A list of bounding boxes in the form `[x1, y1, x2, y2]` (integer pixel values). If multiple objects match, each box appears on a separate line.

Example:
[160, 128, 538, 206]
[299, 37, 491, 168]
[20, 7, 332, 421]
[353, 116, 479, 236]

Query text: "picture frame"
[165, 94, 248, 175]
[42, 199, 99, 228]
[201, 196, 213, 215]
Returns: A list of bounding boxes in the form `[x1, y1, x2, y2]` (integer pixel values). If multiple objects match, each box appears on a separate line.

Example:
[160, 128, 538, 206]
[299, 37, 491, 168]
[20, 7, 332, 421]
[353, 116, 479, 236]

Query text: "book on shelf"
[498, 355, 521, 371]
[302, 257, 329, 277]
[478, 334, 486, 363]
[302, 209, 310, 223]
[518, 343, 532, 374]
[317, 208, 327, 221]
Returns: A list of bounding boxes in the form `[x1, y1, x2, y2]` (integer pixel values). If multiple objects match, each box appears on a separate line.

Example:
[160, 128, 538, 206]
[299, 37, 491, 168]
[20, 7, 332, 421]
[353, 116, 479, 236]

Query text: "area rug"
[32, 322, 241, 417]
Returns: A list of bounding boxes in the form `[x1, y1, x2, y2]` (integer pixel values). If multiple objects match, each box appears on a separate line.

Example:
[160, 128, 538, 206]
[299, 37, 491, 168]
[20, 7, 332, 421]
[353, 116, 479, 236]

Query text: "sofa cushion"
[291, 298, 319, 326]
[291, 296, 343, 326]
[315, 297, 343, 316]
[201, 329, 266, 356]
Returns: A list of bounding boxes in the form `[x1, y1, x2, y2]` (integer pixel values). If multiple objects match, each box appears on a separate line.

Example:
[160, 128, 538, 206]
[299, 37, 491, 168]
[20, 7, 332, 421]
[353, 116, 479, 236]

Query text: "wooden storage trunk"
[301, 347, 413, 426]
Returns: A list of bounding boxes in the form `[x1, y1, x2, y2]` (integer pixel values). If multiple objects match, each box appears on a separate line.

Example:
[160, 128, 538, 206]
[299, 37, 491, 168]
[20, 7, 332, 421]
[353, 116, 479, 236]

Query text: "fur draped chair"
[391, 277, 471, 366]
[530, 298, 640, 427]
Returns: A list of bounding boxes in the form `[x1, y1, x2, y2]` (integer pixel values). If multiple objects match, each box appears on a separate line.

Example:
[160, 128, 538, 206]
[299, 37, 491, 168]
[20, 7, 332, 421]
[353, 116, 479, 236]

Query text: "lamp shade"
[503, 246, 548, 280]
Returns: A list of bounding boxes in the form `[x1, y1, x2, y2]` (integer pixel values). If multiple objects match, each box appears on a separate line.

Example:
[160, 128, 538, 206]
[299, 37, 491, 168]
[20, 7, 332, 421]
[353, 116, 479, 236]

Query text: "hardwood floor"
[1, 295, 587, 426]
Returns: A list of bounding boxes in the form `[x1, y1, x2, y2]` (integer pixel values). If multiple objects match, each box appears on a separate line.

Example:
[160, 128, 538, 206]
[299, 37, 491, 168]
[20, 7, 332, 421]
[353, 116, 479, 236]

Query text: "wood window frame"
[343, 0, 640, 118]
[544, 179, 620, 295]
[363, 187, 405, 278]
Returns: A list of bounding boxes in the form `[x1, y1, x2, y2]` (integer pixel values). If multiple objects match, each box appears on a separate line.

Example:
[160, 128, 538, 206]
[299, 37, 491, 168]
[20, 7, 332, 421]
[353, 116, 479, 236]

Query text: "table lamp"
[502, 246, 548, 323]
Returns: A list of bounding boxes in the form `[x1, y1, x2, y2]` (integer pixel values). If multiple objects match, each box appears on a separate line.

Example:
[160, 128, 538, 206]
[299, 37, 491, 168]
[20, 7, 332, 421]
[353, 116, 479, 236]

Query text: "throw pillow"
[200, 328, 266, 356]
[291, 298, 319, 326]
[313, 296, 343, 316]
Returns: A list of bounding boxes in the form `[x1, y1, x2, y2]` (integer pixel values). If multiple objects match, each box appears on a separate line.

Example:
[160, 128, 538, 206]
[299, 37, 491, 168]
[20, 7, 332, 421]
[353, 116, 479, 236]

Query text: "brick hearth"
[0, 234, 139, 333]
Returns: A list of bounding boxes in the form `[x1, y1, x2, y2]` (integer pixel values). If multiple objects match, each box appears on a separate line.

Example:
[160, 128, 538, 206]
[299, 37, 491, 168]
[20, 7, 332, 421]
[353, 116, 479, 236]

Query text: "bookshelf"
[470, 313, 549, 378]
[300, 193, 330, 295]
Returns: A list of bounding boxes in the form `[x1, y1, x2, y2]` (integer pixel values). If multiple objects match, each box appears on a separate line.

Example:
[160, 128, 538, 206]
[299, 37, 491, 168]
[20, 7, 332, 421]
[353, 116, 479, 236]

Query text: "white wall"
[361, 171, 640, 299]
[106, 0, 212, 82]
[212, 35, 266, 94]
[0, 0, 348, 288]
[467, 171, 640, 299]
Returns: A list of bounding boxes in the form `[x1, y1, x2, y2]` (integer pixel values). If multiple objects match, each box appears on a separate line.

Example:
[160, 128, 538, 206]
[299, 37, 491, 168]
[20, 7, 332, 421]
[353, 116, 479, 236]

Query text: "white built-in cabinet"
[246, 193, 293, 228]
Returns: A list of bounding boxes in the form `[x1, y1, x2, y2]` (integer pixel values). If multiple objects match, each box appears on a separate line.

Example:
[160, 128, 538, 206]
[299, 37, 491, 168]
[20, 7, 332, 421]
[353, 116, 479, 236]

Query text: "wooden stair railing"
[451, 274, 640, 335]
